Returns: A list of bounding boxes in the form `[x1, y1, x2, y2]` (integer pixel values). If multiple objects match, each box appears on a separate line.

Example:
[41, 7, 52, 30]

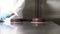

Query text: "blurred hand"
[0, 13, 11, 20]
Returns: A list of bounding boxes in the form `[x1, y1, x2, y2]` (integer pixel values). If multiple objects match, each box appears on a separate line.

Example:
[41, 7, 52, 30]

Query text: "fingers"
[9, 11, 14, 16]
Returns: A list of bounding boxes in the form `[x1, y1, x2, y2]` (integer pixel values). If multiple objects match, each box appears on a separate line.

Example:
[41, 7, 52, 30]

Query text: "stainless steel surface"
[0, 22, 60, 34]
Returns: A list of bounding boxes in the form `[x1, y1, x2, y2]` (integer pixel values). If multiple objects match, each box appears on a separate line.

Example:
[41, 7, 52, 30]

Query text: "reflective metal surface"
[0, 22, 60, 34]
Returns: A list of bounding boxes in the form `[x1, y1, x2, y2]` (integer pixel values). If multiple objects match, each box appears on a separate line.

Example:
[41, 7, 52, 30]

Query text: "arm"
[0, 11, 14, 20]
[13, 0, 25, 16]
[15, 0, 25, 10]
[0, 0, 25, 20]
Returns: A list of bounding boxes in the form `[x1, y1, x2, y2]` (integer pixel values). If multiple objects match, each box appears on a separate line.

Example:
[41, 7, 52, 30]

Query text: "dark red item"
[32, 18, 44, 22]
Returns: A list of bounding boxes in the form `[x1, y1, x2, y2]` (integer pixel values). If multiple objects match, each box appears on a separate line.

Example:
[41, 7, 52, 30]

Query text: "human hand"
[0, 13, 11, 20]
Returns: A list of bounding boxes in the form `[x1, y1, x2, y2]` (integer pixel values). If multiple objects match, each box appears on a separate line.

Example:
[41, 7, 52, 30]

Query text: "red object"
[31, 18, 45, 27]
[32, 18, 43, 22]
[11, 19, 23, 22]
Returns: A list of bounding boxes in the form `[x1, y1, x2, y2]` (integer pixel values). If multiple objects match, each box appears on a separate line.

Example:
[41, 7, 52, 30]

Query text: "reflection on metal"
[0, 23, 18, 34]
[31, 22, 44, 27]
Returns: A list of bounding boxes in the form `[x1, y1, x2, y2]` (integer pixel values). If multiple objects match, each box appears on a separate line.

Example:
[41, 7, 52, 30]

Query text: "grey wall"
[23, 0, 46, 19]
[23, 0, 35, 19]
[46, 0, 60, 18]
[23, 0, 60, 19]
